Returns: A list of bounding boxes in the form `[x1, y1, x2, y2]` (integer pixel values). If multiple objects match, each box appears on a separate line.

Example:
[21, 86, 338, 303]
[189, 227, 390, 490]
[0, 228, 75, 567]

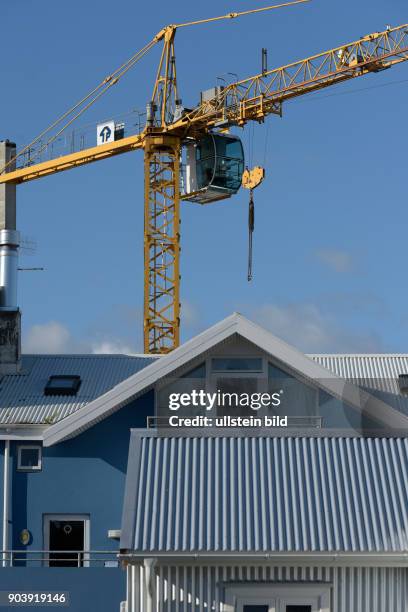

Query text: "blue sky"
[1, 0, 407, 354]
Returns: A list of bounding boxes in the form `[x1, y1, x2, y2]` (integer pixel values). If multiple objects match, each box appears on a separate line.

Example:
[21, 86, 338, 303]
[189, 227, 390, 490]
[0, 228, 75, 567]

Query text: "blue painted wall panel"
[9, 391, 153, 555]
[0, 567, 125, 612]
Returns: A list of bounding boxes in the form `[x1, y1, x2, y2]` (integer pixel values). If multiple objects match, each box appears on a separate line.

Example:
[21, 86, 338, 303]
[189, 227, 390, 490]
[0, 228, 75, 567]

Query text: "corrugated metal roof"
[310, 354, 408, 392]
[311, 354, 408, 416]
[2, 345, 408, 428]
[121, 433, 408, 554]
[0, 354, 156, 425]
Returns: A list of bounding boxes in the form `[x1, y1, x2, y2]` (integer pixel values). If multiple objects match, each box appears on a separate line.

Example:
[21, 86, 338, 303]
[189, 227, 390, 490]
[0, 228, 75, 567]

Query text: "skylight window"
[44, 375, 81, 396]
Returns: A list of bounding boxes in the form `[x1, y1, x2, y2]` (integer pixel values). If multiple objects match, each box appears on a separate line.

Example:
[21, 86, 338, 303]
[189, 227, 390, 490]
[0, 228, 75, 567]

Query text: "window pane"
[49, 378, 75, 389]
[268, 363, 317, 417]
[212, 358, 262, 372]
[181, 363, 206, 379]
[243, 607, 269, 612]
[45, 375, 81, 396]
[216, 377, 259, 416]
[286, 607, 312, 612]
[19, 448, 40, 468]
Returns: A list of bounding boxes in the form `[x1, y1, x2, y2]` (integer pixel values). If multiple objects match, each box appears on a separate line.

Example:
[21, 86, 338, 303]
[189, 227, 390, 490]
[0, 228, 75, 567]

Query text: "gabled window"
[44, 375, 81, 396]
[17, 445, 42, 472]
[212, 357, 263, 372]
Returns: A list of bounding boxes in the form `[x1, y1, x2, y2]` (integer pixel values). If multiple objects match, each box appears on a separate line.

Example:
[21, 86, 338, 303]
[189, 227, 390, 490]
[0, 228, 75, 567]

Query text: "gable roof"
[120, 430, 408, 557]
[42, 313, 408, 446]
[0, 354, 156, 425]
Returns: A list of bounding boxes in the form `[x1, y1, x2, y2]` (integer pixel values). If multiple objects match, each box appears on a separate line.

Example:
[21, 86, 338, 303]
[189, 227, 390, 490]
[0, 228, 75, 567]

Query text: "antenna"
[20, 235, 37, 256]
[18, 267, 45, 272]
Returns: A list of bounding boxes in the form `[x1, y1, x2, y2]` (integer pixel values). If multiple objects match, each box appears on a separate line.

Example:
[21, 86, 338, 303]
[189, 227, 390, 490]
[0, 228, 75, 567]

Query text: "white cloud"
[24, 321, 136, 355]
[315, 248, 355, 273]
[24, 321, 74, 354]
[250, 303, 383, 353]
[91, 341, 134, 355]
[181, 300, 200, 328]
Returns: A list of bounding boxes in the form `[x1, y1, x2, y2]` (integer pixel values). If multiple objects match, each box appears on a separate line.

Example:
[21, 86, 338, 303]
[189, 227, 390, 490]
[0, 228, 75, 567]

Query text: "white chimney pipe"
[0, 229, 19, 311]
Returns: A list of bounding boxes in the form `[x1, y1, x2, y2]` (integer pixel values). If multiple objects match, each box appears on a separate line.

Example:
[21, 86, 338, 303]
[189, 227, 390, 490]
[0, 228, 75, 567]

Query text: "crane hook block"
[242, 166, 265, 191]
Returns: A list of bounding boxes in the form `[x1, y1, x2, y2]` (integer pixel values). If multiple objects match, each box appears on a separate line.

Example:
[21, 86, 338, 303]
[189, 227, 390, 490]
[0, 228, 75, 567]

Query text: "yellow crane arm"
[0, 133, 144, 185]
[176, 23, 408, 131]
[2, 22, 407, 185]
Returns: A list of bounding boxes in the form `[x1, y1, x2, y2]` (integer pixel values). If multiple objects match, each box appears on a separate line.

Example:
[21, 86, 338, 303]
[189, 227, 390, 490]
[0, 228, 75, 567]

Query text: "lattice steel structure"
[1, 12, 407, 353]
[143, 135, 180, 354]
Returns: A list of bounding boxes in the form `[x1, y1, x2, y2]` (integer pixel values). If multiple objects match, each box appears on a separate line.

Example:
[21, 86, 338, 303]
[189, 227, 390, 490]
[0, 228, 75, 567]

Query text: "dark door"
[48, 520, 85, 567]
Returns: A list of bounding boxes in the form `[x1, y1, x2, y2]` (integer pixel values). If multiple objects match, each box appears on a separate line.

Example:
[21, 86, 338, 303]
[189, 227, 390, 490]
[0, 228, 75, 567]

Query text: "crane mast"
[1, 13, 407, 354]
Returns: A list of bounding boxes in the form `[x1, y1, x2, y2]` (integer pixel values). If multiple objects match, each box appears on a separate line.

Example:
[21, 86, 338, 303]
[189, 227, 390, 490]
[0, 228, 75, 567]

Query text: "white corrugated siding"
[128, 436, 408, 553]
[126, 564, 408, 611]
[0, 354, 155, 424]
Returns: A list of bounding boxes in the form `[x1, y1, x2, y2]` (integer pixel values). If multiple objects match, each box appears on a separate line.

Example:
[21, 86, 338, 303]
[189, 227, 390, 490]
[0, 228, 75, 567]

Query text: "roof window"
[44, 375, 81, 396]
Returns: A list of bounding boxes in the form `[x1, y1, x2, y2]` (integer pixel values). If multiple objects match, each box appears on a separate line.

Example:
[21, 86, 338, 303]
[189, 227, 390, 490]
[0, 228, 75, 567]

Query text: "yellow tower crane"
[1, 3, 408, 353]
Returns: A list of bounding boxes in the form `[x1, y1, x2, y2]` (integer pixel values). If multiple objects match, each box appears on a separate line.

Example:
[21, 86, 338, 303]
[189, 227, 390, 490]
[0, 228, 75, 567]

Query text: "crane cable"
[248, 188, 255, 282]
[1, 38, 157, 174]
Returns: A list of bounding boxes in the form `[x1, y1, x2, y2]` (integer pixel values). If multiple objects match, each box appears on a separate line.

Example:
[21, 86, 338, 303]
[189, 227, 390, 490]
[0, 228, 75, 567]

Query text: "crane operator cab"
[183, 133, 245, 204]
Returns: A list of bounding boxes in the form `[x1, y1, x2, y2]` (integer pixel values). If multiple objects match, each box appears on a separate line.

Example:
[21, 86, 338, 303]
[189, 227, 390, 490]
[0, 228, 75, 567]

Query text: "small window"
[399, 374, 408, 394]
[44, 375, 81, 396]
[17, 445, 42, 471]
[212, 358, 263, 372]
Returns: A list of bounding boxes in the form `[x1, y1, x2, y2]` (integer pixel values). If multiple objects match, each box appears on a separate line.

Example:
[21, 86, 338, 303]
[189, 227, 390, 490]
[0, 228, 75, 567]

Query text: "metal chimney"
[0, 141, 21, 375]
[0, 229, 19, 310]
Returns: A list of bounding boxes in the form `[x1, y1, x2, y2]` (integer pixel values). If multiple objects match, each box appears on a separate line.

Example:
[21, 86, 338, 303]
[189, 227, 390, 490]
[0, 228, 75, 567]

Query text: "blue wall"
[4, 391, 153, 555]
[0, 568, 125, 612]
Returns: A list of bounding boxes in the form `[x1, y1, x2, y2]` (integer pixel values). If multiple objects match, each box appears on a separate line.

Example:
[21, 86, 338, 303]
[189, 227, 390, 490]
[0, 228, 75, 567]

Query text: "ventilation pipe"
[0, 229, 19, 310]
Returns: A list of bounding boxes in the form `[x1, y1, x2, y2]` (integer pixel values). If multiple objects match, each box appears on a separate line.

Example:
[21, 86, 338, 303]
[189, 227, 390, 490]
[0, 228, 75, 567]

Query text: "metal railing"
[1, 550, 119, 568]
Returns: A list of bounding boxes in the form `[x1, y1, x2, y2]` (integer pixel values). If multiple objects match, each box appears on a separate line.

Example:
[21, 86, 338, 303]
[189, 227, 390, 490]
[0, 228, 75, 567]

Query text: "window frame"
[224, 584, 331, 612]
[17, 445, 42, 472]
[44, 375, 81, 396]
[43, 514, 90, 568]
[211, 357, 264, 374]
[208, 355, 268, 397]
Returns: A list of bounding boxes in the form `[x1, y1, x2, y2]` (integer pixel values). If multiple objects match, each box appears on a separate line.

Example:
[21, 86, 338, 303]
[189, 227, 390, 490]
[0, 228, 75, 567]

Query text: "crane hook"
[242, 166, 265, 282]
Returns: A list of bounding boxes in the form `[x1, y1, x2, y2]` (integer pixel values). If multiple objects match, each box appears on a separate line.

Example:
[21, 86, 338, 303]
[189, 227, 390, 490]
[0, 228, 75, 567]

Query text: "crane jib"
[1, 16, 407, 354]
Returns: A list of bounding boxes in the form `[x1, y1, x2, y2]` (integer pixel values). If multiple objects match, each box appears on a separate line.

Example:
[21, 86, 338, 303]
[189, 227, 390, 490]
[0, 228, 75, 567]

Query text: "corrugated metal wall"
[129, 436, 408, 553]
[126, 564, 408, 611]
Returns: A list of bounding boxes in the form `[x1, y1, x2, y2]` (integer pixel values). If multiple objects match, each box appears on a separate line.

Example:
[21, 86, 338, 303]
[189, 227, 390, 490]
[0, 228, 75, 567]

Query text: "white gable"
[42, 313, 408, 446]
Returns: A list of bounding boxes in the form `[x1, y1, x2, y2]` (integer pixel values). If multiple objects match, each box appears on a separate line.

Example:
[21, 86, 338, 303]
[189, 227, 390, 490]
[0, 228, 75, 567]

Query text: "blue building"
[0, 353, 156, 610]
[1, 313, 408, 611]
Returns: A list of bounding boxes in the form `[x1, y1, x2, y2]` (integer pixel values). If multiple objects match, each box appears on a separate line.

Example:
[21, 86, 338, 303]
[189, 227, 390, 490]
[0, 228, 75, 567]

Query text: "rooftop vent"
[44, 375, 81, 396]
[398, 374, 408, 394]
